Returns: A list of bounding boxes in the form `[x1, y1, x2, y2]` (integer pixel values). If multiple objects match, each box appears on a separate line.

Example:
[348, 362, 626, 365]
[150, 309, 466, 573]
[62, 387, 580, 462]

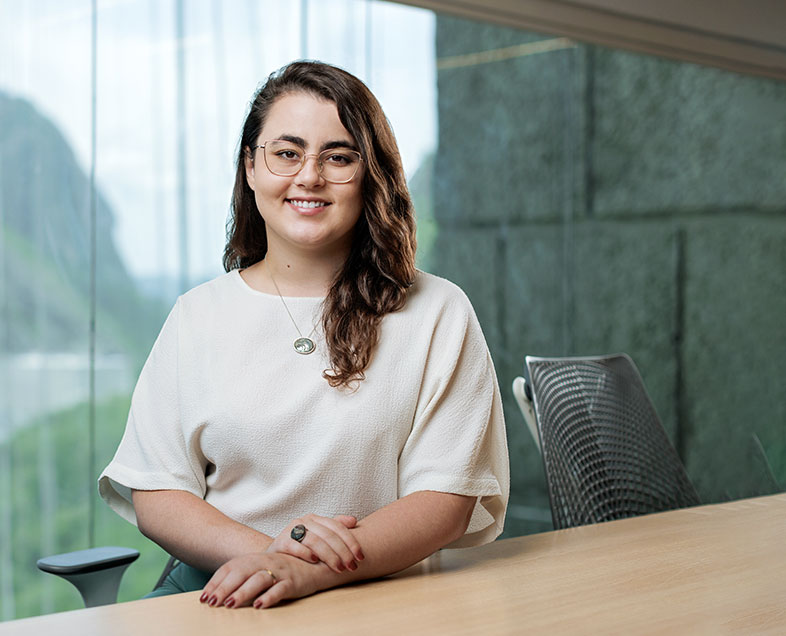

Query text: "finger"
[324, 517, 364, 560]
[200, 564, 231, 604]
[274, 539, 319, 564]
[224, 569, 277, 608]
[254, 579, 293, 610]
[207, 567, 255, 607]
[309, 517, 364, 563]
[297, 529, 347, 573]
[305, 518, 358, 565]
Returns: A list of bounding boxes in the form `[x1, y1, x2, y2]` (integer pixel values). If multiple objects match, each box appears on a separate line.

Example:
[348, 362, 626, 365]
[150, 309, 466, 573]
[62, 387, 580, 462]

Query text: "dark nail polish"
[253, 601, 263, 609]
[200, 592, 208, 603]
[348, 561, 358, 571]
[224, 598, 235, 608]
[208, 596, 217, 607]
[337, 563, 345, 571]
[311, 555, 319, 563]
[357, 550, 365, 560]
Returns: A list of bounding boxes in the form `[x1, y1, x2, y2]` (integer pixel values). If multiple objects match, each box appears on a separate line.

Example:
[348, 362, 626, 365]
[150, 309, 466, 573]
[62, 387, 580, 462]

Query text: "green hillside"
[0, 91, 171, 620]
[0, 91, 165, 358]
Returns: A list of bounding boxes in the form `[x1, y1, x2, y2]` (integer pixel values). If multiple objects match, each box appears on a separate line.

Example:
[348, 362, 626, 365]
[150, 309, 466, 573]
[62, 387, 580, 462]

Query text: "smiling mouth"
[287, 199, 330, 209]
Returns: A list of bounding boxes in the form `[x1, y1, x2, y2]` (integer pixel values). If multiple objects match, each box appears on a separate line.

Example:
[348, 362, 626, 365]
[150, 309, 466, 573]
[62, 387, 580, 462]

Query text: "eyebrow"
[277, 134, 358, 152]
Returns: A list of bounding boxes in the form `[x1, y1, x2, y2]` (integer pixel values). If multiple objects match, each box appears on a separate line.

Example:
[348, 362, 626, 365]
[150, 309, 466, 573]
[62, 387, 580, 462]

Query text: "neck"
[262, 249, 346, 297]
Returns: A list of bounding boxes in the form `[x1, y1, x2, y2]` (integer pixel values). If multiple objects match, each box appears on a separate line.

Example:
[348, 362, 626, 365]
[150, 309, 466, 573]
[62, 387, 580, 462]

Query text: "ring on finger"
[291, 524, 307, 543]
[264, 568, 277, 583]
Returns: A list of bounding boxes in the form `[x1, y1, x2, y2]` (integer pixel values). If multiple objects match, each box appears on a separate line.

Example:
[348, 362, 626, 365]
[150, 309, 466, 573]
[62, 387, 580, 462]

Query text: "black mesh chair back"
[525, 353, 700, 530]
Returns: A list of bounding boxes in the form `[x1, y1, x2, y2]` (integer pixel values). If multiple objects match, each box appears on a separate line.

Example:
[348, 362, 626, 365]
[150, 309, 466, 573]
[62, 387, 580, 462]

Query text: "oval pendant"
[294, 337, 316, 355]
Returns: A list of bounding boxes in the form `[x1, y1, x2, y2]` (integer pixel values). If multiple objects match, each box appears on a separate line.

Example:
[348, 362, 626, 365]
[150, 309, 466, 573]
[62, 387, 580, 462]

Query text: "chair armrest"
[512, 376, 541, 453]
[37, 546, 139, 576]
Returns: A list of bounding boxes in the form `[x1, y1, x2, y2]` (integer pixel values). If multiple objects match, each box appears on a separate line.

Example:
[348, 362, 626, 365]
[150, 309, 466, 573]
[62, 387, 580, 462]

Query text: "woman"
[99, 61, 508, 610]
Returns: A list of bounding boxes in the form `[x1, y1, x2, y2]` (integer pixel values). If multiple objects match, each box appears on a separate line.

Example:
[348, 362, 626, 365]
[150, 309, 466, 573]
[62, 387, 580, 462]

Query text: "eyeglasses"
[253, 140, 363, 184]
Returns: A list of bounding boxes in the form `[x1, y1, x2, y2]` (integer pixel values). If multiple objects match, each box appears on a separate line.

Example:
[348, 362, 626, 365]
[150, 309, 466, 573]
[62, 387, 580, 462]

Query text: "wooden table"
[3, 494, 785, 635]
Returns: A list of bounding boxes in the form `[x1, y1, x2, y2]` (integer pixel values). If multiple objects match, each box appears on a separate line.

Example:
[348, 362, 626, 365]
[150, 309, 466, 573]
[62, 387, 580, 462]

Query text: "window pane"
[0, 0, 94, 618]
[1, 0, 436, 619]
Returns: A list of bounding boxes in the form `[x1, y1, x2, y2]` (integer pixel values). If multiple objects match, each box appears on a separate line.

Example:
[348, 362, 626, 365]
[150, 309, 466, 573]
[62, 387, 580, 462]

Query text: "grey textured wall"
[431, 16, 786, 536]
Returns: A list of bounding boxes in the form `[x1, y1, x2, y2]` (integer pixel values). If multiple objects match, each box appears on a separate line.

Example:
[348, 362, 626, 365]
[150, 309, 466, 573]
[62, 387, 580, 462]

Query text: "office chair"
[37, 549, 177, 607]
[513, 353, 700, 530]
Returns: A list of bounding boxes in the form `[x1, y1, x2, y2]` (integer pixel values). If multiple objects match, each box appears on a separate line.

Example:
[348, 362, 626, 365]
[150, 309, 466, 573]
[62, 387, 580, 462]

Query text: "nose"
[294, 153, 324, 187]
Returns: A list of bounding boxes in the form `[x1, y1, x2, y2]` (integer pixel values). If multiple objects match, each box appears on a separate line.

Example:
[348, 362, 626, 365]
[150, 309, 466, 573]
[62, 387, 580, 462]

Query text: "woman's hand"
[200, 552, 331, 609]
[265, 514, 364, 573]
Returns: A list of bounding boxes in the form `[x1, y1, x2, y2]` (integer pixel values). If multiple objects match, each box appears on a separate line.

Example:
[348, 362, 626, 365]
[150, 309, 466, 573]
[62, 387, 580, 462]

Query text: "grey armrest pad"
[37, 547, 140, 575]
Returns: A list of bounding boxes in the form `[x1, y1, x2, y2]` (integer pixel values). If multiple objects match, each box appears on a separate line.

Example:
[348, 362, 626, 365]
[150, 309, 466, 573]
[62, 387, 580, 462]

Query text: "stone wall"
[431, 15, 786, 536]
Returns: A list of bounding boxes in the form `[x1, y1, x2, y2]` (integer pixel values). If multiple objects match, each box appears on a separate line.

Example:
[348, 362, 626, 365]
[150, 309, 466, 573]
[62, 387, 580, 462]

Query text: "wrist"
[296, 554, 354, 592]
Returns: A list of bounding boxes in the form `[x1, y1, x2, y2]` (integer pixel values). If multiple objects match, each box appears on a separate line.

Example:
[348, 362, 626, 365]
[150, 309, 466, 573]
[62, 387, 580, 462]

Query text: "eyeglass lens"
[263, 140, 361, 183]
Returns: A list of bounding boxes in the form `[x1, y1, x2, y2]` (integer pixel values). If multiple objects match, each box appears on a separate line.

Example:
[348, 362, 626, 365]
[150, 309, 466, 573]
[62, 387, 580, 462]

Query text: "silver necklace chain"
[268, 267, 318, 355]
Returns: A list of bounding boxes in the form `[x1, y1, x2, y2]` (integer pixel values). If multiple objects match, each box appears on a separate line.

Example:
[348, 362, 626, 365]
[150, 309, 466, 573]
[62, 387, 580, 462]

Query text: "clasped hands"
[200, 513, 364, 610]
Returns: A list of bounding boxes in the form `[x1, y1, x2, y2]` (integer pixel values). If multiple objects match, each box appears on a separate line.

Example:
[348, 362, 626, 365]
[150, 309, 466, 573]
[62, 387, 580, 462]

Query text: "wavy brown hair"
[224, 61, 417, 388]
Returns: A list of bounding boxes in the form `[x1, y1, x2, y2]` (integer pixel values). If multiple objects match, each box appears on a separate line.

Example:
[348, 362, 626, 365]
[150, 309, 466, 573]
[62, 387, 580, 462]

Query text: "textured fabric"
[99, 269, 509, 548]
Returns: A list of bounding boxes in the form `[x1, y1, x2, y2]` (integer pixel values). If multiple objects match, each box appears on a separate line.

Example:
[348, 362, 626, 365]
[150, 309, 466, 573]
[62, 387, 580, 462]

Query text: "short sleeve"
[98, 298, 208, 526]
[397, 292, 510, 548]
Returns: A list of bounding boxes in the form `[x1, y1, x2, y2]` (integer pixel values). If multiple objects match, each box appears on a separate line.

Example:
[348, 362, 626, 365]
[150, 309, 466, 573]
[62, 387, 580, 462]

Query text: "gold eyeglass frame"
[252, 141, 364, 184]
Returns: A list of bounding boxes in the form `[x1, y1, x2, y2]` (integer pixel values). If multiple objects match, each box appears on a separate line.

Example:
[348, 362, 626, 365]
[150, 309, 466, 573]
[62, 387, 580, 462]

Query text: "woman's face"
[245, 92, 364, 259]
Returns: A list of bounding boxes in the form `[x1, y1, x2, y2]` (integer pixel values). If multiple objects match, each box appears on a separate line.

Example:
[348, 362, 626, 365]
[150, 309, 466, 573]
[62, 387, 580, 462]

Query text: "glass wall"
[0, 0, 436, 619]
[429, 15, 786, 537]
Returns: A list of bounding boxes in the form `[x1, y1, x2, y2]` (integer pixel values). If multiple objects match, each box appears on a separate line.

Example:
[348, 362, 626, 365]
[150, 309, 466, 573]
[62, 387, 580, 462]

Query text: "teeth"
[290, 200, 327, 209]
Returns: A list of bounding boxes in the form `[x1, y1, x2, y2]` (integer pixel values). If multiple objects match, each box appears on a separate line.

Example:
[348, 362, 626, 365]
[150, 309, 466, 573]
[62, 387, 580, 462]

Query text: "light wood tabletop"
[2, 493, 785, 635]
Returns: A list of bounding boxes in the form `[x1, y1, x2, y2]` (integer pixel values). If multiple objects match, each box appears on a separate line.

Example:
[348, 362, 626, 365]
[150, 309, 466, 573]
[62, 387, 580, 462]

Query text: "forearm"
[132, 489, 273, 572]
[199, 490, 476, 609]
[310, 490, 475, 590]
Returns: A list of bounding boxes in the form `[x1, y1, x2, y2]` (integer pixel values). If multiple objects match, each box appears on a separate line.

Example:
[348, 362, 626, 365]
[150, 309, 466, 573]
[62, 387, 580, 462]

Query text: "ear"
[244, 147, 255, 189]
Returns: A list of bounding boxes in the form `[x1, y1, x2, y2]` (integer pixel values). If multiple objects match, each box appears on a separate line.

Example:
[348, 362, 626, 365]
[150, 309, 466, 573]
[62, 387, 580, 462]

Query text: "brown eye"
[323, 152, 355, 166]
[276, 149, 301, 161]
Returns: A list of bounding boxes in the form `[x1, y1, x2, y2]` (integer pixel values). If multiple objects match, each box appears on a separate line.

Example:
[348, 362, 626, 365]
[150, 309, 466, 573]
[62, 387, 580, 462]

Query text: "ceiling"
[394, 0, 786, 81]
